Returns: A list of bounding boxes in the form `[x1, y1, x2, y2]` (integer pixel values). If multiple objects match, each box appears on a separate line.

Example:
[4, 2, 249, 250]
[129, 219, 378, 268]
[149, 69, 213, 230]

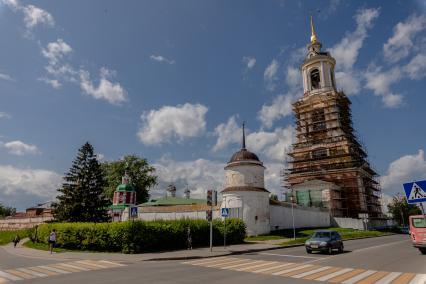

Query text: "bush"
[35, 218, 246, 254]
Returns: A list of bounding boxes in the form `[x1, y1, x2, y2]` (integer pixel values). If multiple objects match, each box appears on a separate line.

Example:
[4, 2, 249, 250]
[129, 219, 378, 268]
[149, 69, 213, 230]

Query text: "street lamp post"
[290, 195, 296, 240]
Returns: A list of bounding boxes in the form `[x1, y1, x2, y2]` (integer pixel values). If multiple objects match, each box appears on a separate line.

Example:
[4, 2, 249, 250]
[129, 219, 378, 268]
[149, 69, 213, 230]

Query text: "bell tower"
[286, 18, 382, 218]
[302, 16, 337, 95]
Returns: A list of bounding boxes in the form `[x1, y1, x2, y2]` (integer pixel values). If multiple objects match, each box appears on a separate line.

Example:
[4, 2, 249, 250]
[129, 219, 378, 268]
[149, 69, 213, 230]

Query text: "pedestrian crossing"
[0, 260, 125, 282]
[182, 257, 426, 284]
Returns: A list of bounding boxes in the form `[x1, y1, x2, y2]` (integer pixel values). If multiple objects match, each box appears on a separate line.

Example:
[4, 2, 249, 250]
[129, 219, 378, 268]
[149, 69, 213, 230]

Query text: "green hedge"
[35, 218, 246, 253]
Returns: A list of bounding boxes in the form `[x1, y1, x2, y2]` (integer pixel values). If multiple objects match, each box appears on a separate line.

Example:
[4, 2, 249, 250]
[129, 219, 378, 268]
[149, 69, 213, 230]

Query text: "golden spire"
[310, 15, 317, 44]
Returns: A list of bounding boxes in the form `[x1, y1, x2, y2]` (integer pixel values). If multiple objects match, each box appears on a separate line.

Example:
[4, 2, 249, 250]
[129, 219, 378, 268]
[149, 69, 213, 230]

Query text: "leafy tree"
[0, 204, 16, 217]
[387, 195, 421, 226]
[53, 142, 110, 222]
[102, 155, 157, 204]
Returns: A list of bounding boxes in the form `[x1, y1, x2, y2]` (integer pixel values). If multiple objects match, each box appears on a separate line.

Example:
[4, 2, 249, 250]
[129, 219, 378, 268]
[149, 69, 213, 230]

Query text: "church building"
[286, 18, 382, 218]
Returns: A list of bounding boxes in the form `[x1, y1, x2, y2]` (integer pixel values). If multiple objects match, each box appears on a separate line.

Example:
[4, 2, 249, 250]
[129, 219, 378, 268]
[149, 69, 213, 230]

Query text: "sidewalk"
[2, 239, 283, 262]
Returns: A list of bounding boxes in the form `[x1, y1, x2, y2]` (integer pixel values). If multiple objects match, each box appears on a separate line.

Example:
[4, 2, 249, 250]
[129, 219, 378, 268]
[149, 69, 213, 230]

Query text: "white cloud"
[247, 126, 294, 162]
[212, 116, 241, 152]
[285, 66, 301, 89]
[328, 8, 379, 96]
[150, 55, 175, 65]
[3, 140, 40, 156]
[243, 56, 256, 70]
[2, 0, 54, 29]
[383, 14, 426, 63]
[38, 77, 62, 89]
[0, 112, 11, 119]
[404, 53, 426, 80]
[264, 59, 279, 91]
[364, 66, 403, 108]
[22, 4, 54, 29]
[380, 150, 426, 196]
[0, 72, 15, 82]
[258, 92, 297, 129]
[80, 68, 127, 105]
[41, 39, 72, 65]
[153, 157, 224, 199]
[0, 164, 61, 209]
[330, 8, 379, 71]
[138, 103, 208, 145]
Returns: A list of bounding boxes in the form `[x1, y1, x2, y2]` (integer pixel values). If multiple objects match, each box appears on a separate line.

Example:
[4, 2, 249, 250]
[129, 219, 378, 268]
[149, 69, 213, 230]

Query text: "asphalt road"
[1, 234, 425, 284]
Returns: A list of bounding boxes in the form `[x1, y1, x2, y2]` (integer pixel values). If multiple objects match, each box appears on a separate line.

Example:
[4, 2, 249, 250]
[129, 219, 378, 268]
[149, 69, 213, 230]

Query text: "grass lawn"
[0, 230, 32, 245]
[23, 240, 69, 253]
[244, 227, 393, 245]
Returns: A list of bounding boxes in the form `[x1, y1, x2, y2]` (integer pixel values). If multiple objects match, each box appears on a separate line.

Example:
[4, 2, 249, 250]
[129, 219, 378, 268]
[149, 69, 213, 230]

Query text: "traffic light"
[213, 190, 218, 206]
[207, 189, 212, 206]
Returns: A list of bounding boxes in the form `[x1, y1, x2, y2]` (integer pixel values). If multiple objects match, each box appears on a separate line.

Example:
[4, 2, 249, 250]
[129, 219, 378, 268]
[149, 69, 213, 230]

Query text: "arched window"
[312, 148, 328, 159]
[310, 69, 320, 90]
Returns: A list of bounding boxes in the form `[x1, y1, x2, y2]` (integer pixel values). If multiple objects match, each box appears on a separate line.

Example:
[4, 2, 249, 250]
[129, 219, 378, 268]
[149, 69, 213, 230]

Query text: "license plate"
[311, 244, 318, 248]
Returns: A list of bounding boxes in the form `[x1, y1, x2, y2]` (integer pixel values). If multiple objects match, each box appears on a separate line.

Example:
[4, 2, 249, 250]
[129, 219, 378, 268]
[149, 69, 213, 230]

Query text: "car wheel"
[419, 248, 426, 255]
[327, 246, 333, 255]
[306, 249, 312, 254]
[338, 244, 344, 253]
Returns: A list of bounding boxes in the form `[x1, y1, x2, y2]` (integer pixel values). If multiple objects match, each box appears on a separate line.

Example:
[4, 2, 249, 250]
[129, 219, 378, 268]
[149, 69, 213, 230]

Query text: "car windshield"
[412, 218, 426, 228]
[312, 232, 331, 239]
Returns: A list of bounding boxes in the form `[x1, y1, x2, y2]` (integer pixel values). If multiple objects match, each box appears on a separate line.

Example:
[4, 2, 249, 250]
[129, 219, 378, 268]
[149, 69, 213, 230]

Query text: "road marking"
[58, 263, 91, 271]
[272, 264, 313, 275]
[38, 265, 71, 274]
[189, 257, 237, 266]
[0, 270, 23, 281]
[393, 273, 416, 284]
[292, 266, 332, 278]
[75, 260, 108, 269]
[409, 274, 426, 284]
[99, 260, 126, 267]
[220, 260, 262, 269]
[183, 257, 228, 265]
[28, 266, 60, 276]
[374, 272, 402, 284]
[342, 270, 377, 284]
[236, 262, 277, 272]
[252, 262, 294, 273]
[51, 264, 81, 273]
[5, 269, 35, 279]
[260, 252, 322, 259]
[205, 259, 248, 268]
[357, 271, 389, 284]
[353, 240, 409, 254]
[316, 268, 354, 281]
[303, 267, 342, 280]
[16, 267, 48, 277]
[328, 269, 366, 283]
[284, 265, 322, 277]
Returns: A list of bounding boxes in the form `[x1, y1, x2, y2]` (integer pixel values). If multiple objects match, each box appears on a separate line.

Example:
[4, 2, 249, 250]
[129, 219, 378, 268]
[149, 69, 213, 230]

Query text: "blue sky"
[0, 0, 426, 210]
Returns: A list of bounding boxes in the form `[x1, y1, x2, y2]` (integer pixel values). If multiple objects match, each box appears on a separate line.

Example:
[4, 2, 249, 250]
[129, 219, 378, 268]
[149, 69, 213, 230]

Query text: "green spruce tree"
[54, 142, 110, 222]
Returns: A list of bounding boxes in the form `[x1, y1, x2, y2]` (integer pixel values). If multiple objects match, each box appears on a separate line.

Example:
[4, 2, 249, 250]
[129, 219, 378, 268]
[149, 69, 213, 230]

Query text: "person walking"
[48, 229, 57, 254]
[12, 235, 20, 248]
[187, 226, 192, 250]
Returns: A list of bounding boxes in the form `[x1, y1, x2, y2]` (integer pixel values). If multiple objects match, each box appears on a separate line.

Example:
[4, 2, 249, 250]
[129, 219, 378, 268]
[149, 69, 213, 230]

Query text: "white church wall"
[222, 191, 270, 236]
[270, 204, 330, 230]
[225, 165, 265, 188]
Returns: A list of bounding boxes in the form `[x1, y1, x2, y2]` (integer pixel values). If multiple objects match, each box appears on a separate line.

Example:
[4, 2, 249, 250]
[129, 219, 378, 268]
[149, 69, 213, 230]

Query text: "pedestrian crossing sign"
[403, 180, 426, 204]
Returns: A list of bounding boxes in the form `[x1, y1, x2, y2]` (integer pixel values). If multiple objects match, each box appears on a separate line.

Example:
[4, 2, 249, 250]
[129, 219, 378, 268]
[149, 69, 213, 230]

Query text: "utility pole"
[290, 194, 296, 240]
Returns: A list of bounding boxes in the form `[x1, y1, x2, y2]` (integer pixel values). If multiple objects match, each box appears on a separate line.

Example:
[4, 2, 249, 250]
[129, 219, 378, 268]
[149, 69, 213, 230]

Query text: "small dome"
[229, 148, 260, 163]
[116, 183, 136, 192]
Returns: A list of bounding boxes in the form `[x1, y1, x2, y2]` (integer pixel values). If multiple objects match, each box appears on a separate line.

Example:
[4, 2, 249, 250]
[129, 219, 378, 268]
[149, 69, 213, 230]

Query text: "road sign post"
[221, 207, 229, 249]
[403, 180, 426, 224]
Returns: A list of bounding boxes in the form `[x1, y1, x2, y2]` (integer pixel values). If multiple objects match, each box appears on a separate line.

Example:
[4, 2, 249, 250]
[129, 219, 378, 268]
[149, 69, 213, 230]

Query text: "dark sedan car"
[305, 230, 344, 254]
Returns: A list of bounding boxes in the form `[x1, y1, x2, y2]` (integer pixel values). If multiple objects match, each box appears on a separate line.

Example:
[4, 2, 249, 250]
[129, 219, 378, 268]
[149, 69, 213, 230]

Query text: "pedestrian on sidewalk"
[48, 229, 57, 254]
[12, 234, 20, 248]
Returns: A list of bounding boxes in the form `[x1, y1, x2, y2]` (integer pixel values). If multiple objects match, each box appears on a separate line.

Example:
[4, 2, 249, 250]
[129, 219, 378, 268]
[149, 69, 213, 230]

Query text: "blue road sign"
[130, 206, 138, 217]
[403, 180, 426, 204]
[221, 208, 229, 217]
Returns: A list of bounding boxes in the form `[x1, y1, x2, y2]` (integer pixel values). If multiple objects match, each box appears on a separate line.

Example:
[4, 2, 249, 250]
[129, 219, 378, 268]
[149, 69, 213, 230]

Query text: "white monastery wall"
[270, 204, 330, 230]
